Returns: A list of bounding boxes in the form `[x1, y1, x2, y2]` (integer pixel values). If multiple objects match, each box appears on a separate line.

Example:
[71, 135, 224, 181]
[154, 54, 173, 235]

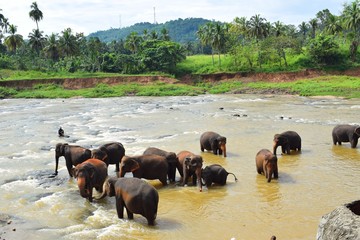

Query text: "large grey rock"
[317, 200, 360, 240]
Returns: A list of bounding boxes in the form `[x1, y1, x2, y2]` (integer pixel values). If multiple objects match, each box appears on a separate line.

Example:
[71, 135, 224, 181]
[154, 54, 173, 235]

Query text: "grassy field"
[1, 55, 360, 98]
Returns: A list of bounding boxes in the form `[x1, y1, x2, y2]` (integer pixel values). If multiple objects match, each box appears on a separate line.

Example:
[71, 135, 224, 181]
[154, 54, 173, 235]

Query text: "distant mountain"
[87, 18, 212, 43]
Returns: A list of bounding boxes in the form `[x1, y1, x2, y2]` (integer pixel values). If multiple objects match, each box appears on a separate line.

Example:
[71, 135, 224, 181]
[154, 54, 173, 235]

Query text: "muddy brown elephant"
[332, 124, 360, 148]
[119, 155, 168, 186]
[273, 131, 301, 155]
[73, 158, 108, 202]
[200, 131, 227, 157]
[256, 149, 278, 183]
[176, 150, 203, 191]
[91, 142, 125, 172]
[54, 143, 91, 177]
[103, 177, 159, 226]
[201, 164, 238, 187]
[143, 147, 178, 182]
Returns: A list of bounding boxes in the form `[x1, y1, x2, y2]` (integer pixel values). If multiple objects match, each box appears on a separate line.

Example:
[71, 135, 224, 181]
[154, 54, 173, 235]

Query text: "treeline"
[1, 1, 360, 76]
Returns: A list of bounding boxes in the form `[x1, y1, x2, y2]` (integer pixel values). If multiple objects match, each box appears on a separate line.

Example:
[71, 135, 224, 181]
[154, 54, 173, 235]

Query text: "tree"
[307, 34, 341, 65]
[309, 18, 318, 38]
[160, 28, 170, 41]
[272, 21, 285, 37]
[43, 33, 60, 61]
[342, 0, 360, 61]
[4, 24, 23, 53]
[247, 14, 268, 42]
[125, 32, 142, 54]
[298, 21, 309, 40]
[28, 28, 45, 55]
[211, 22, 228, 67]
[324, 13, 343, 35]
[29, 2, 43, 31]
[59, 28, 79, 57]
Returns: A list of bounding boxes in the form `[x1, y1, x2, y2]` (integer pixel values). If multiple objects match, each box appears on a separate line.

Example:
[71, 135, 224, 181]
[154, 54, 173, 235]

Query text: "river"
[0, 94, 359, 240]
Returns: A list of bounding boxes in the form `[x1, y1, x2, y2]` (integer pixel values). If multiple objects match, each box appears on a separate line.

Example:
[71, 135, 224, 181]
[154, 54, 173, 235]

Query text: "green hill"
[87, 18, 211, 43]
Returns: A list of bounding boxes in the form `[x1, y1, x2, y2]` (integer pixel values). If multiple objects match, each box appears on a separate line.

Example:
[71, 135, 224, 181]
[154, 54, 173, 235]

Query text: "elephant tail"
[228, 172, 238, 182]
[93, 177, 109, 200]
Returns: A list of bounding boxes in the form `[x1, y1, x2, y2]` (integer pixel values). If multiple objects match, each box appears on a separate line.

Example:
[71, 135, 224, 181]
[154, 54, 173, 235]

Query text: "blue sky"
[1, 0, 346, 38]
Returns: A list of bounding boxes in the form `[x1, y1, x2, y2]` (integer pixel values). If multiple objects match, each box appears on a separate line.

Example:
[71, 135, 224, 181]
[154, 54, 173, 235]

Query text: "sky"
[1, 0, 347, 38]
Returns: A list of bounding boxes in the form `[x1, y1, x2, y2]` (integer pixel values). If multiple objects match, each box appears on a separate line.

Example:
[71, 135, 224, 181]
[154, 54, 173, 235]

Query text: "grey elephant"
[273, 131, 301, 155]
[201, 164, 238, 187]
[102, 177, 159, 226]
[332, 124, 360, 148]
[200, 131, 227, 157]
[143, 147, 178, 182]
[176, 150, 203, 191]
[256, 149, 278, 183]
[54, 143, 91, 177]
[73, 158, 108, 202]
[91, 142, 125, 172]
[119, 155, 168, 186]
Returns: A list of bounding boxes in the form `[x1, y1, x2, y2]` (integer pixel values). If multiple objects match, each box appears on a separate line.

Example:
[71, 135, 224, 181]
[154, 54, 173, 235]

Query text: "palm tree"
[247, 14, 267, 42]
[298, 21, 309, 40]
[342, 0, 360, 61]
[4, 24, 23, 52]
[211, 22, 228, 67]
[125, 32, 142, 54]
[197, 22, 215, 64]
[309, 18, 318, 38]
[273, 21, 285, 37]
[43, 33, 59, 61]
[324, 13, 343, 35]
[29, 2, 43, 31]
[28, 29, 46, 55]
[160, 28, 170, 41]
[59, 28, 78, 57]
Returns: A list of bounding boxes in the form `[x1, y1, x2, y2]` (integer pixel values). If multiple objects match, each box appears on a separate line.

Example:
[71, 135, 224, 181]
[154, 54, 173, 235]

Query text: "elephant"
[104, 177, 159, 226]
[201, 164, 238, 187]
[273, 130, 301, 155]
[91, 142, 125, 172]
[332, 124, 360, 148]
[176, 150, 203, 191]
[143, 147, 178, 182]
[73, 158, 108, 202]
[54, 143, 91, 177]
[256, 149, 278, 183]
[119, 155, 168, 186]
[200, 131, 227, 157]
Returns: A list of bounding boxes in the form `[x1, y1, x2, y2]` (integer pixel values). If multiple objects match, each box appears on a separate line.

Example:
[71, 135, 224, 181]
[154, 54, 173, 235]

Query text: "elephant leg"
[115, 163, 120, 172]
[66, 161, 74, 177]
[160, 175, 168, 186]
[116, 198, 125, 219]
[212, 148, 218, 155]
[218, 149, 223, 155]
[274, 167, 279, 179]
[351, 139, 358, 148]
[125, 206, 133, 219]
[281, 146, 285, 154]
[200, 144, 204, 152]
[182, 168, 188, 186]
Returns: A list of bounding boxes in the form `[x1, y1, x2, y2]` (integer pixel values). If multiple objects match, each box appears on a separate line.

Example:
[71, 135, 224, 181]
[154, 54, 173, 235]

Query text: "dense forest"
[88, 18, 211, 44]
[1, 1, 360, 77]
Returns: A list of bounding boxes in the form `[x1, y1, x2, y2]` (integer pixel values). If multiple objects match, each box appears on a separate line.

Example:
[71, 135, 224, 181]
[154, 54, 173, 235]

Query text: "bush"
[307, 35, 343, 65]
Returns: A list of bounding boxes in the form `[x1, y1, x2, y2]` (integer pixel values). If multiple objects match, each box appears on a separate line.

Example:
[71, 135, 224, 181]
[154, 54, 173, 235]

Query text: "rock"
[317, 200, 360, 240]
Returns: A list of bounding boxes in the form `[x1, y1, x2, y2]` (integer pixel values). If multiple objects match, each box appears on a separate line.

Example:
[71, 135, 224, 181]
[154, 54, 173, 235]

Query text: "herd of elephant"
[52, 124, 360, 226]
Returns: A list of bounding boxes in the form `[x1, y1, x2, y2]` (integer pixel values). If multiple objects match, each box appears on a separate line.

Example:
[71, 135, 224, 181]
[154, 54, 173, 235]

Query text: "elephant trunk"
[272, 142, 278, 155]
[195, 167, 202, 192]
[94, 177, 109, 200]
[221, 145, 227, 157]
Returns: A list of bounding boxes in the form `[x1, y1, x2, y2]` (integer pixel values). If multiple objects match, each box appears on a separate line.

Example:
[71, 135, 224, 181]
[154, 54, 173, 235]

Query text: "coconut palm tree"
[125, 32, 142, 54]
[324, 13, 343, 35]
[28, 28, 46, 55]
[211, 22, 228, 67]
[59, 28, 78, 57]
[247, 14, 267, 42]
[160, 28, 170, 41]
[4, 24, 23, 52]
[29, 2, 43, 31]
[298, 21, 309, 40]
[197, 22, 215, 64]
[309, 18, 318, 38]
[273, 21, 285, 37]
[342, 0, 360, 61]
[43, 33, 59, 61]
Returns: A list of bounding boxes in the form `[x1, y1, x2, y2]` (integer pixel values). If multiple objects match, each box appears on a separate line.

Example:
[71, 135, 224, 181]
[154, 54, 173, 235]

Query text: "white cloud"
[0, 0, 344, 38]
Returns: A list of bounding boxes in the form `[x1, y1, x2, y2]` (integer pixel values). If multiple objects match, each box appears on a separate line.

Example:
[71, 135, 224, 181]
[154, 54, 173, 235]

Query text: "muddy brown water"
[0, 94, 359, 240]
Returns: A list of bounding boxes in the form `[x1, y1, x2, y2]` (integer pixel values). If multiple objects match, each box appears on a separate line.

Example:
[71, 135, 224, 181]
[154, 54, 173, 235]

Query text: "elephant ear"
[129, 159, 140, 172]
[355, 127, 360, 136]
[218, 136, 227, 144]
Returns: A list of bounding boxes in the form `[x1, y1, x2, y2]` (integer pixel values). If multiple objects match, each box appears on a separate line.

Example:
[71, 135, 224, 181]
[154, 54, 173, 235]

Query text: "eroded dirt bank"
[0, 68, 359, 90]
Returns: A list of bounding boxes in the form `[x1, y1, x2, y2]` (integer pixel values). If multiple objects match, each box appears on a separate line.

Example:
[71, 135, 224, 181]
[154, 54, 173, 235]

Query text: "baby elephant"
[201, 164, 238, 187]
[200, 131, 227, 157]
[256, 149, 278, 183]
[105, 177, 159, 226]
[273, 130, 301, 155]
[332, 124, 360, 148]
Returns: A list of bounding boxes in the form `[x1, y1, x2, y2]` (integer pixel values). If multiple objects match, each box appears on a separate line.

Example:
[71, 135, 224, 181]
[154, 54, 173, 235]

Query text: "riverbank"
[0, 68, 360, 98]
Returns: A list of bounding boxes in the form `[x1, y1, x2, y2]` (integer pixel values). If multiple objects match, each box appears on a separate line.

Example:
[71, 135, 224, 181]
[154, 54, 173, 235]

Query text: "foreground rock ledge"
[317, 200, 360, 240]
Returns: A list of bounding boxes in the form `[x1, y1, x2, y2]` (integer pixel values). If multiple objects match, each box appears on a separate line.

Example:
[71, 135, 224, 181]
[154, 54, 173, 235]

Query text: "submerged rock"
[317, 200, 360, 240]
